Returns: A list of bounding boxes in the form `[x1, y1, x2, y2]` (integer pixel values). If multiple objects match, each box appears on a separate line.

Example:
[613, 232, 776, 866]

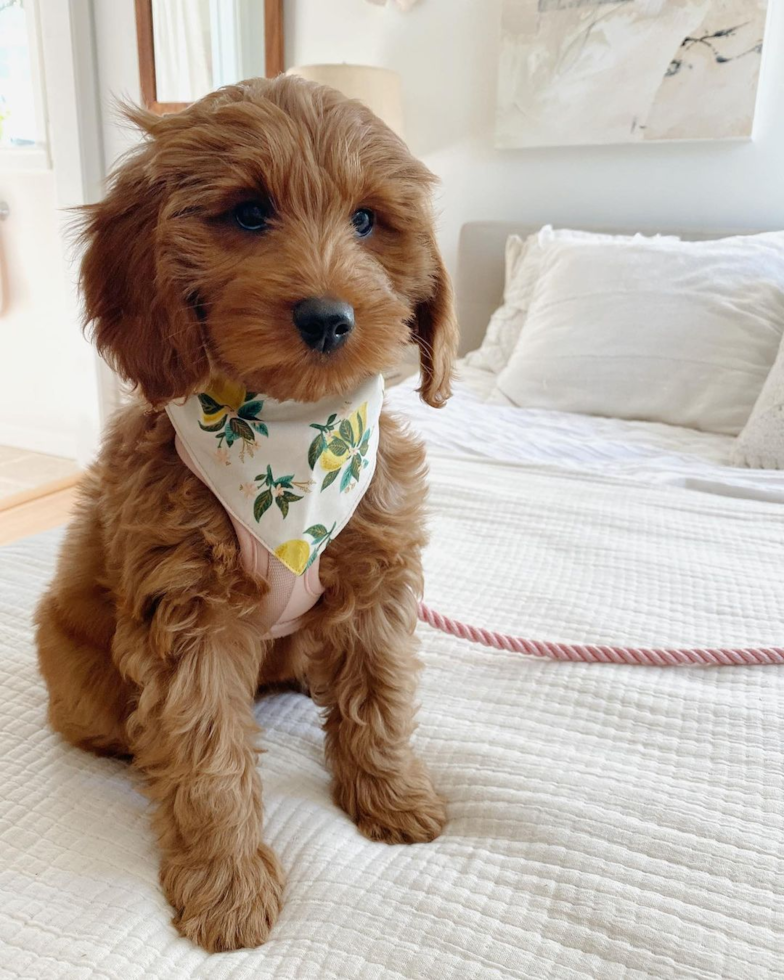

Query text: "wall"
[93, 0, 143, 169]
[285, 0, 784, 277]
[0, 170, 80, 457]
[91, 0, 784, 329]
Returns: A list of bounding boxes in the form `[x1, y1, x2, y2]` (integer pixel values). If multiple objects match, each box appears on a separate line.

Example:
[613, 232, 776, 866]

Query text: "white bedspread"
[387, 365, 784, 503]
[2, 378, 784, 979]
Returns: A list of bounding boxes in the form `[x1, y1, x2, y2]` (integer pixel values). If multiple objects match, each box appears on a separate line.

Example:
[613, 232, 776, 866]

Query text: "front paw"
[339, 766, 447, 845]
[162, 845, 284, 952]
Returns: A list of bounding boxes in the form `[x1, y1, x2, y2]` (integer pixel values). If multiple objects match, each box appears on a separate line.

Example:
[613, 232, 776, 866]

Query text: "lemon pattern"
[274, 539, 310, 576]
[308, 401, 372, 493]
[275, 524, 336, 575]
[167, 374, 383, 576]
[197, 377, 268, 462]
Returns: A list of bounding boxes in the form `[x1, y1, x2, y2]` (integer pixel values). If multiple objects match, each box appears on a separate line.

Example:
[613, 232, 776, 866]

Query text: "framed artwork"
[496, 0, 769, 148]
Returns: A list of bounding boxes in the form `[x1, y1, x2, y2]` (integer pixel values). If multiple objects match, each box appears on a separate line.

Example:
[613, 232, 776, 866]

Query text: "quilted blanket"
[1, 448, 784, 978]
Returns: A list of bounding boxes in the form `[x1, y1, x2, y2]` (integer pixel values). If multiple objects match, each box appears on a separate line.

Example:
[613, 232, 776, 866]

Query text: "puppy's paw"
[357, 793, 447, 844]
[162, 845, 284, 952]
[339, 768, 447, 845]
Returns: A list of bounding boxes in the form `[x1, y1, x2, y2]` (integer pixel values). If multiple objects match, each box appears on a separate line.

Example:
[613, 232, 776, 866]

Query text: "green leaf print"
[238, 400, 263, 420]
[321, 470, 339, 491]
[230, 418, 254, 442]
[304, 520, 337, 570]
[327, 437, 349, 457]
[198, 385, 269, 457]
[310, 402, 372, 492]
[254, 489, 273, 521]
[308, 433, 327, 470]
[339, 419, 354, 445]
[198, 417, 227, 433]
[254, 468, 308, 523]
[198, 393, 223, 415]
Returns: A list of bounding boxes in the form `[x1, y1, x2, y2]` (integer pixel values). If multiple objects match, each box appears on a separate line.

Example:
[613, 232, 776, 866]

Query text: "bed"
[2, 225, 783, 980]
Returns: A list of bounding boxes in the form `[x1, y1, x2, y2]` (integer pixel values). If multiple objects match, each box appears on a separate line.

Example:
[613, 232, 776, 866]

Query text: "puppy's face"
[81, 76, 457, 407]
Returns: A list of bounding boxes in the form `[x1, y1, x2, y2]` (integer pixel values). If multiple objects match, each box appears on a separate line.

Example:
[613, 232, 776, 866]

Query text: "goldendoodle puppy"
[36, 74, 457, 952]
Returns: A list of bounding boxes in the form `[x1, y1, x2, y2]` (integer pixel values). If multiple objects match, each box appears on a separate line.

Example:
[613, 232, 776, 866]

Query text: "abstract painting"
[496, 0, 769, 147]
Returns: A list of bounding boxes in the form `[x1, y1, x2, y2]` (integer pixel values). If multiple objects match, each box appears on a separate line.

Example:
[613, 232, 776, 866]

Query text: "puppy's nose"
[292, 297, 355, 354]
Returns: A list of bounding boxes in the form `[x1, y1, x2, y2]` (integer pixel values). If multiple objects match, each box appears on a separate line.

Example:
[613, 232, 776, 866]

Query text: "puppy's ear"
[79, 111, 208, 405]
[412, 240, 459, 409]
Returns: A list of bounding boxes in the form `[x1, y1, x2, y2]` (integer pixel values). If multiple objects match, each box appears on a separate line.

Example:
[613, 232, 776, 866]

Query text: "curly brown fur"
[35, 75, 457, 952]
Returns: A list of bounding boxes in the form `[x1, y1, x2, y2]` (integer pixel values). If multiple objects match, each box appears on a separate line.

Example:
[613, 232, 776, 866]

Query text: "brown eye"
[234, 199, 273, 232]
[351, 208, 375, 238]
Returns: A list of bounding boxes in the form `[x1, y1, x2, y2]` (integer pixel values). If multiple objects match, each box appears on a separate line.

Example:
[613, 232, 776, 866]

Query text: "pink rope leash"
[417, 601, 784, 667]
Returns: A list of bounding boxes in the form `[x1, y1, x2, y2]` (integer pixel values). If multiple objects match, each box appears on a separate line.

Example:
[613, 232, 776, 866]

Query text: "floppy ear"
[79, 115, 209, 406]
[412, 241, 459, 409]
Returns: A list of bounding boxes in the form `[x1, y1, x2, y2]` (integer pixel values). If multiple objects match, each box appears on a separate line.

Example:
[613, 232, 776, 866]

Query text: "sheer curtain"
[151, 0, 212, 103]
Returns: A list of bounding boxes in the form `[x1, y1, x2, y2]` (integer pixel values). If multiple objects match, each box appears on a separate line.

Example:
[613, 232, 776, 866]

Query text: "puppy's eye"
[234, 199, 273, 232]
[351, 208, 375, 238]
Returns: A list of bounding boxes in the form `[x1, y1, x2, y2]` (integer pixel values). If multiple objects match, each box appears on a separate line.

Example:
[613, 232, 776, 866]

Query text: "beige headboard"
[454, 222, 745, 356]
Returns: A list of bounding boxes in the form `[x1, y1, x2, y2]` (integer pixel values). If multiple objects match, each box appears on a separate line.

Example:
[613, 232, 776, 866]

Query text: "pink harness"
[176, 435, 324, 638]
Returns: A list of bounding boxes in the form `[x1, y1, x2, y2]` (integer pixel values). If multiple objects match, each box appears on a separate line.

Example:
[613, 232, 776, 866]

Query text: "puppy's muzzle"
[293, 297, 355, 354]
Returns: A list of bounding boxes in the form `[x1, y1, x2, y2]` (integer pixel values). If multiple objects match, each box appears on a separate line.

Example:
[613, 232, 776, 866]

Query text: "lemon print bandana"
[166, 374, 384, 575]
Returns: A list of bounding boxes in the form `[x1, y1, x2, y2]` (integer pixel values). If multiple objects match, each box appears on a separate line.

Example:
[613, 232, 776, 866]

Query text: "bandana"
[166, 374, 384, 576]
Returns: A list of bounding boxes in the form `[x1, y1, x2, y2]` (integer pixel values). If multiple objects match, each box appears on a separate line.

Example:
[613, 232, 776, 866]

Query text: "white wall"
[92, 0, 784, 314]
[93, 0, 143, 169]
[286, 0, 784, 276]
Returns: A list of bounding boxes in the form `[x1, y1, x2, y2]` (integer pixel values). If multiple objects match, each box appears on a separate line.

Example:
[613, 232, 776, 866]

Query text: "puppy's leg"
[36, 490, 131, 758]
[301, 560, 446, 845]
[115, 609, 282, 952]
[37, 589, 131, 758]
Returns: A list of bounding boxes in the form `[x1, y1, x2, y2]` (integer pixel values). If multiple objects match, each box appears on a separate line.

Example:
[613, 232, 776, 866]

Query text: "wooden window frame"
[134, 0, 284, 115]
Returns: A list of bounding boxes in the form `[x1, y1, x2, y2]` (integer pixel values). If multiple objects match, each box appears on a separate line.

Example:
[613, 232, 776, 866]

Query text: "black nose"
[292, 297, 355, 354]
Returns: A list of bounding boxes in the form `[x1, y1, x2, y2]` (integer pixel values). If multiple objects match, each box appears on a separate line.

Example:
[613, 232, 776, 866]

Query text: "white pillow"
[491, 233, 784, 435]
[463, 233, 531, 375]
[732, 335, 784, 468]
[465, 226, 677, 375]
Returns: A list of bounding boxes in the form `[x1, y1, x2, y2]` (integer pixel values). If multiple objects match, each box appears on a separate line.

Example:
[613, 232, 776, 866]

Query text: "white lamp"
[287, 64, 405, 140]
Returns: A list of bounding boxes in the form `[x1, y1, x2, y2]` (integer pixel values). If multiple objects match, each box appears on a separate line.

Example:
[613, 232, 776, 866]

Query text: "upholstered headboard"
[454, 222, 743, 356]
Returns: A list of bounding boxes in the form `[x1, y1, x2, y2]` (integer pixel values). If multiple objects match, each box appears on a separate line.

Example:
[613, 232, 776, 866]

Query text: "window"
[0, 0, 47, 159]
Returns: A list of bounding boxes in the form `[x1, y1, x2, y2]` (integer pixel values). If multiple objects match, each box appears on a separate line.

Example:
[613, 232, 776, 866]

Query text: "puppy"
[35, 75, 458, 952]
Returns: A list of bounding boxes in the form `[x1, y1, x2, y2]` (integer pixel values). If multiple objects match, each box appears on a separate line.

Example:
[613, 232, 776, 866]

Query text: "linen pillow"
[491, 233, 784, 435]
[465, 226, 676, 375]
[732, 335, 784, 468]
[463, 232, 532, 375]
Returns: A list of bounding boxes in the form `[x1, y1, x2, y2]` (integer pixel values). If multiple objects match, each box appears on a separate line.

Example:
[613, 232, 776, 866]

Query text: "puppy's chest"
[232, 516, 325, 639]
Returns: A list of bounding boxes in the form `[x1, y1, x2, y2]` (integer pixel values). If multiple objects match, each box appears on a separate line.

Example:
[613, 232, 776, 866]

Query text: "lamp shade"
[287, 64, 404, 140]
